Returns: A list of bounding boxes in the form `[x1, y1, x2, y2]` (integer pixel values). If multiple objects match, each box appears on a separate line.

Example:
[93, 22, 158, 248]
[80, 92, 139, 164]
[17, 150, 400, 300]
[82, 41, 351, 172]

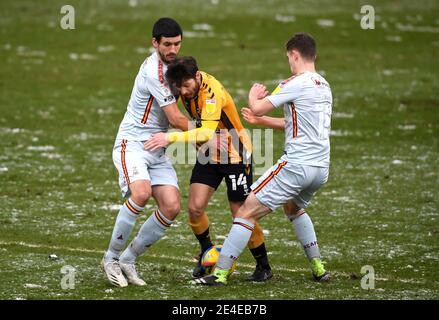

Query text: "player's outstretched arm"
[144, 119, 219, 151]
[166, 120, 219, 144]
[241, 107, 285, 130]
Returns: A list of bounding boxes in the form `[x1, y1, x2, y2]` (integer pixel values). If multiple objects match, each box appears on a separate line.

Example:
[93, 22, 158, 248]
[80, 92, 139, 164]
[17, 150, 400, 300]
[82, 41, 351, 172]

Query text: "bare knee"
[130, 189, 151, 207]
[188, 202, 205, 220]
[160, 200, 180, 220]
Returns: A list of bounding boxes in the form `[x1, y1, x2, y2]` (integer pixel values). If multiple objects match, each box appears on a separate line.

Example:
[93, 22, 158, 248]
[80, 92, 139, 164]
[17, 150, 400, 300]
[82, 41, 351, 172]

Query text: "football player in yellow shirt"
[144, 56, 272, 282]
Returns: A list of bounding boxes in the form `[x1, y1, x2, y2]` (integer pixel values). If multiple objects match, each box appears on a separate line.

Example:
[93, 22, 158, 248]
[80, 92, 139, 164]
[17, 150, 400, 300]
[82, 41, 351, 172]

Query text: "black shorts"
[190, 161, 253, 202]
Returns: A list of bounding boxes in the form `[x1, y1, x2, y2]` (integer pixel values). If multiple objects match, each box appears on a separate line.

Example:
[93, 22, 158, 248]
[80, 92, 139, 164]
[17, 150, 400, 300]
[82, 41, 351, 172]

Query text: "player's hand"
[144, 132, 170, 151]
[249, 83, 269, 101]
[241, 107, 261, 125]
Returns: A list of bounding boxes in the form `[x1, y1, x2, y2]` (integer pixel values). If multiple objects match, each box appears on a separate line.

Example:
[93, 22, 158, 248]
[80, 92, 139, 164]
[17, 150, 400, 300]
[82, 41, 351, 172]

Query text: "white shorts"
[113, 139, 179, 197]
[251, 159, 329, 211]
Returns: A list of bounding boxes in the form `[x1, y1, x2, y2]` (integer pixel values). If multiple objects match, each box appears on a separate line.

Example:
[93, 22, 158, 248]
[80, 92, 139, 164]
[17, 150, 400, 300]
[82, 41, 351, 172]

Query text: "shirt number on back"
[318, 103, 331, 139]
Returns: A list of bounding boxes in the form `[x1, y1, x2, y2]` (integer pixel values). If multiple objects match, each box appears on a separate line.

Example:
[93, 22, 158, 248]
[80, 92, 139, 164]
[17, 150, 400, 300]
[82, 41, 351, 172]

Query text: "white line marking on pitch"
[0, 240, 309, 273]
[0, 240, 401, 282]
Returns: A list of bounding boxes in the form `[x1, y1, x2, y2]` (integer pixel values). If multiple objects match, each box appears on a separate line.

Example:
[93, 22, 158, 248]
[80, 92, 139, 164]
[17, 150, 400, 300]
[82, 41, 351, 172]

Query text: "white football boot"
[119, 262, 146, 286]
[101, 258, 128, 287]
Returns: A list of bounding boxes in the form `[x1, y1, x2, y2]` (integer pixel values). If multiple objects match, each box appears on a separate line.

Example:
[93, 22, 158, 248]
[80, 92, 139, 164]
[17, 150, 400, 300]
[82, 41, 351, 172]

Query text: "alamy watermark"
[360, 5, 375, 30]
[165, 128, 274, 175]
[60, 5, 75, 30]
[60, 265, 76, 290]
[360, 265, 375, 290]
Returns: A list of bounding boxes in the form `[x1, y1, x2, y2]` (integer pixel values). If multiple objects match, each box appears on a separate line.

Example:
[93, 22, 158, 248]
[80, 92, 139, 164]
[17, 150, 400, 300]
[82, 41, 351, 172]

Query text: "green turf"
[0, 0, 438, 300]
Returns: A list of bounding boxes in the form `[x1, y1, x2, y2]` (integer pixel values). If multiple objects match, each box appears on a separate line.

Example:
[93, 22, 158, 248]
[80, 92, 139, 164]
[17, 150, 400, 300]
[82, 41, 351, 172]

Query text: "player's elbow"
[252, 109, 265, 117]
[252, 106, 266, 117]
[251, 103, 266, 117]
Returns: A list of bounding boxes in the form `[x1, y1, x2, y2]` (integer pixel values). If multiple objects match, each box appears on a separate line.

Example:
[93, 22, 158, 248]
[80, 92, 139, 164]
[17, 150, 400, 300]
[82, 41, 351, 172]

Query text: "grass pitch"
[0, 0, 438, 300]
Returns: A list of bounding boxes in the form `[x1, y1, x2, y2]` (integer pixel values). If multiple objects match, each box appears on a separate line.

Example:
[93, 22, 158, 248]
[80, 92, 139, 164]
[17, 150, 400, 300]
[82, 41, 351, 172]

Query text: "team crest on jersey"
[205, 99, 216, 114]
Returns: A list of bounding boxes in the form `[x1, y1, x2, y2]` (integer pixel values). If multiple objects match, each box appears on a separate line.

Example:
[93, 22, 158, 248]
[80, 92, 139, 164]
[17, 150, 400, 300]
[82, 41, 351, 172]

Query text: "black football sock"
[250, 242, 270, 269]
[196, 228, 214, 253]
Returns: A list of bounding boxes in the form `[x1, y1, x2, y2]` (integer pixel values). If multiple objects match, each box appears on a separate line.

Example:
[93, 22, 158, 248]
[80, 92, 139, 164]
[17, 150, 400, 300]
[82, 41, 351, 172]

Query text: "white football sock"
[104, 198, 143, 262]
[119, 209, 173, 264]
[291, 212, 321, 261]
[216, 218, 254, 270]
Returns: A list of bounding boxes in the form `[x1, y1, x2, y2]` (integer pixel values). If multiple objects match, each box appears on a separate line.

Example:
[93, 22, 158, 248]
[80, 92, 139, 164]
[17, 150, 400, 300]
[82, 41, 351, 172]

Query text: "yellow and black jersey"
[181, 71, 252, 164]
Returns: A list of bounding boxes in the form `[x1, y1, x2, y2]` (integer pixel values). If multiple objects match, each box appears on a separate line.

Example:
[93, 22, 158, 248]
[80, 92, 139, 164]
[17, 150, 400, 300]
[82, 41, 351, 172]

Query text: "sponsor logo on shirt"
[311, 77, 321, 86]
[312, 76, 330, 88]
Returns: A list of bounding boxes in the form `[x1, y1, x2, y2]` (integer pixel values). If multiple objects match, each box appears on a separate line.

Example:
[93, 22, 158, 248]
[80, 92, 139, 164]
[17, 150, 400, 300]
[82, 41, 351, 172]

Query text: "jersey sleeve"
[167, 120, 219, 143]
[267, 80, 300, 108]
[145, 76, 176, 107]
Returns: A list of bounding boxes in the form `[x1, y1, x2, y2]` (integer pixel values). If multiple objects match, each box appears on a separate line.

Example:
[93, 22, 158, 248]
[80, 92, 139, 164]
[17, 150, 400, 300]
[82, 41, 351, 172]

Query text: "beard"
[158, 51, 176, 64]
[186, 82, 200, 100]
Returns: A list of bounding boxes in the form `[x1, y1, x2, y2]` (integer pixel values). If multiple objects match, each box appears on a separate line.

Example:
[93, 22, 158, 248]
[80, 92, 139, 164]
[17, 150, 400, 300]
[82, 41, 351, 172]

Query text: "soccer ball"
[201, 245, 236, 275]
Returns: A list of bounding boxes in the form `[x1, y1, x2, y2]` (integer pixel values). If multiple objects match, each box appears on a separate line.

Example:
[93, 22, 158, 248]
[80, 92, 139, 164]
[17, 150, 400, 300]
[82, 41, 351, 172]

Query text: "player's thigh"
[148, 158, 181, 219]
[188, 183, 215, 216]
[235, 192, 271, 224]
[112, 139, 152, 199]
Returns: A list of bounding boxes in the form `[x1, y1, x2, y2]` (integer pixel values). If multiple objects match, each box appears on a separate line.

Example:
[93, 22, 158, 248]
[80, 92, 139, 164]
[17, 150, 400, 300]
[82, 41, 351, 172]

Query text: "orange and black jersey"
[180, 71, 252, 164]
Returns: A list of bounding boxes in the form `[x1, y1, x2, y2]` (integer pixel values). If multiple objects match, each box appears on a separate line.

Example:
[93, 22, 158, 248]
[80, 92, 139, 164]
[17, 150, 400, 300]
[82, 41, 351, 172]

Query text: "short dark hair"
[285, 33, 317, 61]
[166, 56, 199, 89]
[152, 17, 183, 42]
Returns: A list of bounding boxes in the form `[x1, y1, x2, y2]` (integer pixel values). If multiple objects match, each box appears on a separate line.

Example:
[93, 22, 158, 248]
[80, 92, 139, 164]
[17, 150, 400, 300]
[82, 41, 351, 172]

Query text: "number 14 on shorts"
[228, 173, 248, 192]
